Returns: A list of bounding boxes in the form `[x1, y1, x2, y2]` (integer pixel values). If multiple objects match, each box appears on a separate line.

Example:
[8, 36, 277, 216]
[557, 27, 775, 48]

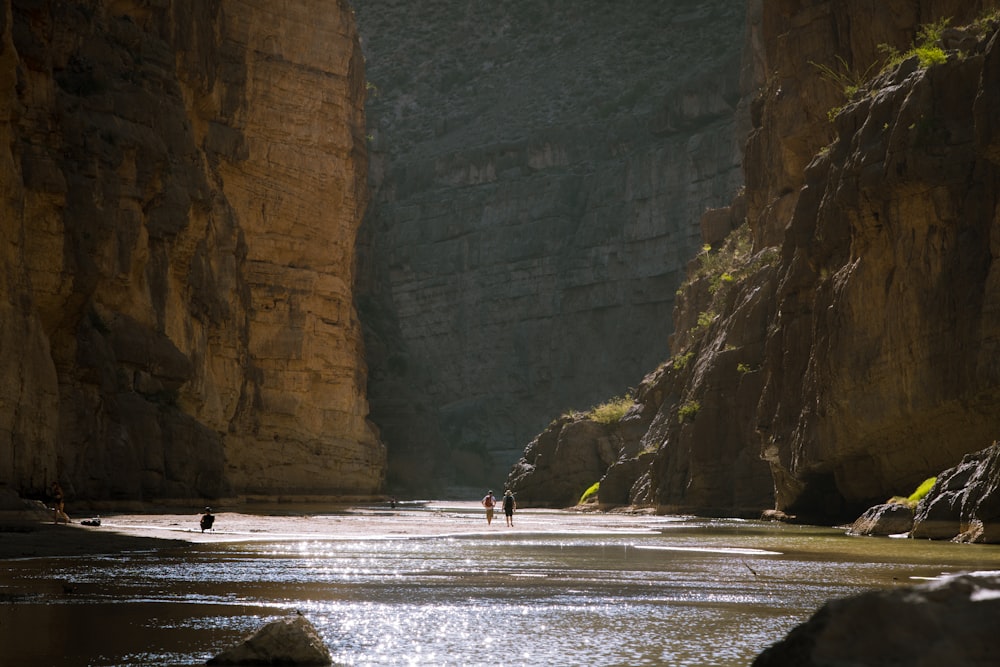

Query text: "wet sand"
[0, 501, 657, 560]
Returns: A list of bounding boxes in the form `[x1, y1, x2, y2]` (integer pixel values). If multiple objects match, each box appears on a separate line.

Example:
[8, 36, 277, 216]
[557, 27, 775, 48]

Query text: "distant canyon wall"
[0, 0, 384, 502]
[354, 0, 748, 491]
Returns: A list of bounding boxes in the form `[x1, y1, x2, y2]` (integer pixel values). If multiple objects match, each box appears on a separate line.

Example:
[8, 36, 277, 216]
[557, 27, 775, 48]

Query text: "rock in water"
[752, 574, 1000, 666]
[207, 616, 333, 666]
[847, 502, 914, 537]
[912, 442, 1000, 543]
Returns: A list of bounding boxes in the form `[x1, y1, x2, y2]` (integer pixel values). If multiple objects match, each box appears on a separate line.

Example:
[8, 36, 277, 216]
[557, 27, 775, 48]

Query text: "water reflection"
[3, 506, 1000, 666]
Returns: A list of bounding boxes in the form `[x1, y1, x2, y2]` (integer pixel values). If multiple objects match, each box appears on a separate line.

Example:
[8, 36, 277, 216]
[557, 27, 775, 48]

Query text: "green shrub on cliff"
[973, 10, 1000, 32]
[677, 400, 700, 423]
[819, 17, 953, 122]
[587, 394, 634, 424]
[579, 481, 600, 505]
[689, 224, 760, 293]
[673, 350, 695, 370]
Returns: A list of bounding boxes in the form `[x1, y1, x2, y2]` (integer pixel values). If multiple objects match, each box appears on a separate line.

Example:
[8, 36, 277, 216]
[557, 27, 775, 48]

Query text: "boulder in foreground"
[752, 574, 1000, 666]
[207, 615, 332, 666]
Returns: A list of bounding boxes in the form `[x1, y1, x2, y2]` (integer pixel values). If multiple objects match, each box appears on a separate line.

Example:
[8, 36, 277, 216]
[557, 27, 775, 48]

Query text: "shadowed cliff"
[354, 0, 748, 493]
[508, 0, 1000, 523]
[0, 0, 384, 502]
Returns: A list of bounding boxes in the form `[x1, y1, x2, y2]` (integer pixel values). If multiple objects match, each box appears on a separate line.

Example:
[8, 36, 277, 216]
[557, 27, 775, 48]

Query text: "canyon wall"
[750, 0, 1000, 519]
[354, 0, 747, 492]
[0, 0, 384, 502]
[509, 0, 1000, 522]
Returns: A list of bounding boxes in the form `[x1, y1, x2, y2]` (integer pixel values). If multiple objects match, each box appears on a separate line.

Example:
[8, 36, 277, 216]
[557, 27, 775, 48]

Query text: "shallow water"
[3, 502, 1000, 667]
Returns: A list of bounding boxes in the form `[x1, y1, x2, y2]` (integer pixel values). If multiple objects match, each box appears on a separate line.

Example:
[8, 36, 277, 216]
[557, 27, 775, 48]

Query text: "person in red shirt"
[481, 490, 496, 525]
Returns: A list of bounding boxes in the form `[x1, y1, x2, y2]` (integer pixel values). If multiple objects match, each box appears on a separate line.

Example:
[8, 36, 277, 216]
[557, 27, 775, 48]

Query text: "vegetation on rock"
[887, 477, 937, 509]
[579, 482, 600, 505]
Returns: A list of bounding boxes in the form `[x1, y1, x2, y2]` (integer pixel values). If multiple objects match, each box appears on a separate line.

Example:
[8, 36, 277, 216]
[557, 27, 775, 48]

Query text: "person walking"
[481, 490, 496, 525]
[502, 490, 516, 527]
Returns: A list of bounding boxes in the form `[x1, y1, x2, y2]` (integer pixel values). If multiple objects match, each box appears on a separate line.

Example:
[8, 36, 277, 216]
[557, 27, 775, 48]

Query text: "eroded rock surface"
[848, 503, 914, 537]
[0, 0, 384, 501]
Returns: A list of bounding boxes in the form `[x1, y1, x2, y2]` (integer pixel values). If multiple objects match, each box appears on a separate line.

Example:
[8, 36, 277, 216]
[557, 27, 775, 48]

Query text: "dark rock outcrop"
[753, 4, 1000, 522]
[752, 574, 1000, 667]
[506, 416, 622, 508]
[207, 615, 332, 666]
[912, 442, 1000, 542]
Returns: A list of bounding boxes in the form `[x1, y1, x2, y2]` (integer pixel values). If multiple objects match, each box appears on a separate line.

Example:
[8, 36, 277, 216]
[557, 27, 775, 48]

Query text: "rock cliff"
[354, 0, 747, 491]
[0, 0, 384, 502]
[509, 1, 1000, 522]
[745, 0, 1000, 520]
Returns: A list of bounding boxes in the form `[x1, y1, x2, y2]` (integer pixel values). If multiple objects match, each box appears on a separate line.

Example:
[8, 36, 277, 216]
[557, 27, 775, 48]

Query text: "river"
[2, 501, 999, 666]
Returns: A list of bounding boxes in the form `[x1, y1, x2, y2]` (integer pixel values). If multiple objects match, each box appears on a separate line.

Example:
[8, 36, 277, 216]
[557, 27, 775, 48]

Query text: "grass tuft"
[907, 477, 936, 503]
[587, 395, 634, 424]
[887, 476, 937, 508]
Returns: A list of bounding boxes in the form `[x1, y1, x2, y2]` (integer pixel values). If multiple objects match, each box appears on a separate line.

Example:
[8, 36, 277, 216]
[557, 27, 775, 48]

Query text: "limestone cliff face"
[0, 0, 384, 501]
[747, 0, 1000, 519]
[354, 0, 747, 491]
[509, 1, 1000, 521]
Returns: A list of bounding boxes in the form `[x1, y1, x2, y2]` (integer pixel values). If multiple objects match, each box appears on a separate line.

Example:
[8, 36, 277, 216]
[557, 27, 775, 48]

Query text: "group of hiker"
[480, 489, 516, 526]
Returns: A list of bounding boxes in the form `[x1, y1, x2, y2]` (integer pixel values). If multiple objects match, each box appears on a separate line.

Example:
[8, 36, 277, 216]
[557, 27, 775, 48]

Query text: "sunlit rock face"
[354, 0, 748, 491]
[0, 0, 384, 501]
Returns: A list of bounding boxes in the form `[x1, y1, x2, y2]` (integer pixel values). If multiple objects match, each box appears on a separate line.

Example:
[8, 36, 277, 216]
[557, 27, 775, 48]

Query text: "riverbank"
[0, 500, 666, 560]
[6, 504, 1000, 667]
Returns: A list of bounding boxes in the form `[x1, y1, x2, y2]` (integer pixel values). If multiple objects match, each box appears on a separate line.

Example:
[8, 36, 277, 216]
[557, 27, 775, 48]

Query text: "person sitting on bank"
[200, 507, 215, 532]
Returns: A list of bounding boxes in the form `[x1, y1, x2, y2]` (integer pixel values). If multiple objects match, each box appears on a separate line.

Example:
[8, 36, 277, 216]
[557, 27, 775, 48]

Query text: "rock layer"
[0, 0, 384, 501]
